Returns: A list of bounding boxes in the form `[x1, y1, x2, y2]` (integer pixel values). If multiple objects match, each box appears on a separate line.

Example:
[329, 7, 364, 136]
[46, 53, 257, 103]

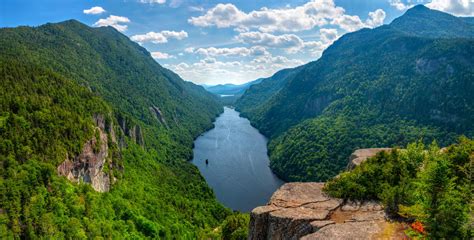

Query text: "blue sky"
[1, 0, 473, 85]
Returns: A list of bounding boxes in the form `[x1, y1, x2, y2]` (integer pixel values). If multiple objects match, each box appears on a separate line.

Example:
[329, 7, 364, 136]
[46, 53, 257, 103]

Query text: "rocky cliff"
[249, 148, 405, 239]
[57, 115, 113, 192]
[249, 183, 404, 240]
[346, 148, 392, 170]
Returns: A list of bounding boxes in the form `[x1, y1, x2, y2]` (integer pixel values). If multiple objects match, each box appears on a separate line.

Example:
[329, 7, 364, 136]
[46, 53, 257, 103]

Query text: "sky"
[1, 0, 473, 85]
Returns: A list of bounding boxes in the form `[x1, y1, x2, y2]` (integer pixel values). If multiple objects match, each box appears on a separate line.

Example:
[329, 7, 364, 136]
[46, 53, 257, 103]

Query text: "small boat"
[205, 159, 209, 165]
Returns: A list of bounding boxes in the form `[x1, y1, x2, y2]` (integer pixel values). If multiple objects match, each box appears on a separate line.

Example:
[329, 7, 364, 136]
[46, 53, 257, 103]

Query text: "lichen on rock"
[248, 182, 399, 240]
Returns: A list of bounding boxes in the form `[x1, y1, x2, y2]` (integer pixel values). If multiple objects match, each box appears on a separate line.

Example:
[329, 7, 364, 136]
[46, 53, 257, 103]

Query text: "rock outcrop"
[57, 115, 112, 192]
[117, 114, 145, 148]
[346, 148, 392, 170]
[150, 105, 168, 128]
[249, 182, 404, 240]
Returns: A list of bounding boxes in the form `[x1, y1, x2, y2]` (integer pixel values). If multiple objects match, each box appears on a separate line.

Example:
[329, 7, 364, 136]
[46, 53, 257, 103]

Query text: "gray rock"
[248, 182, 399, 240]
[347, 148, 392, 170]
[310, 220, 335, 231]
[57, 115, 112, 192]
[301, 221, 386, 240]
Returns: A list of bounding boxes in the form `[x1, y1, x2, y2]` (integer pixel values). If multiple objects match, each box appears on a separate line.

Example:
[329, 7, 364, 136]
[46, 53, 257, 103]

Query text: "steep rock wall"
[248, 183, 404, 240]
[249, 148, 406, 239]
[57, 115, 113, 192]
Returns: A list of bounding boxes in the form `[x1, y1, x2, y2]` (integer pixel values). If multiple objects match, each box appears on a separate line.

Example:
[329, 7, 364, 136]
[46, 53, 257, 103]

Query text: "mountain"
[236, 66, 303, 119]
[204, 79, 263, 96]
[0, 20, 233, 238]
[236, 5, 474, 182]
[390, 5, 474, 38]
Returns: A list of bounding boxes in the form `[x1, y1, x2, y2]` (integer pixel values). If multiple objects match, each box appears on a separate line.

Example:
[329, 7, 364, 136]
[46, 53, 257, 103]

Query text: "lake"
[192, 107, 284, 212]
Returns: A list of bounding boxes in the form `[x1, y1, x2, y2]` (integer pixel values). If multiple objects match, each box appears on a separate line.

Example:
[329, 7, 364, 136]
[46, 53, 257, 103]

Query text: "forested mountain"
[236, 66, 302, 119]
[0, 20, 236, 238]
[236, 5, 474, 182]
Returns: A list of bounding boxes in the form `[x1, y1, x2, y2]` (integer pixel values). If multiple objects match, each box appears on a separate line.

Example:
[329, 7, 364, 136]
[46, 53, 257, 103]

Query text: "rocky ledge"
[346, 148, 392, 170]
[249, 182, 404, 240]
[57, 116, 111, 192]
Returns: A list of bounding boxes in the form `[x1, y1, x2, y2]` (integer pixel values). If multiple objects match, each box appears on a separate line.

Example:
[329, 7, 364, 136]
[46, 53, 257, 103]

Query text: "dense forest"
[236, 5, 474, 182]
[0, 20, 251, 238]
[324, 137, 473, 238]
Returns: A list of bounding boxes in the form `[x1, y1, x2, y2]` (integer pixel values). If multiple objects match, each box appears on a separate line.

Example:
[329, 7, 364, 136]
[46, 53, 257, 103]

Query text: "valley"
[192, 107, 283, 212]
[1, 2, 473, 239]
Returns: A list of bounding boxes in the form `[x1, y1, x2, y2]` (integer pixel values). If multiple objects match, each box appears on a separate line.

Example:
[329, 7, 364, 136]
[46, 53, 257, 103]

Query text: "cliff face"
[249, 182, 403, 240]
[249, 148, 405, 239]
[57, 115, 113, 192]
[346, 148, 392, 170]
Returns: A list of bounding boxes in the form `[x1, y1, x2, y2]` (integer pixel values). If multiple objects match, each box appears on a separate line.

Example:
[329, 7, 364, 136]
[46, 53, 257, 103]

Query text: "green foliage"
[0, 61, 108, 166]
[236, 7, 474, 182]
[324, 137, 473, 238]
[0, 20, 230, 238]
[220, 213, 250, 240]
[236, 67, 300, 115]
[268, 113, 452, 182]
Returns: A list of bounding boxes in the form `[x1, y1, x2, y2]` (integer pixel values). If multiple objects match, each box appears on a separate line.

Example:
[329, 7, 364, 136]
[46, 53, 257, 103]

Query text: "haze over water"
[192, 107, 284, 212]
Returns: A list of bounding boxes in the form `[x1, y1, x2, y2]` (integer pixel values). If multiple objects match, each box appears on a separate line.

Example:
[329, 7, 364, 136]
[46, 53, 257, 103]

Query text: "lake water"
[192, 107, 284, 212]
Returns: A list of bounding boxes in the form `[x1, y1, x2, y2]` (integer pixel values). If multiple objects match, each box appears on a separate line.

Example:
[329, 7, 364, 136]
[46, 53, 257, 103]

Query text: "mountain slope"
[237, 5, 474, 182]
[390, 5, 474, 38]
[236, 66, 303, 120]
[0, 20, 229, 238]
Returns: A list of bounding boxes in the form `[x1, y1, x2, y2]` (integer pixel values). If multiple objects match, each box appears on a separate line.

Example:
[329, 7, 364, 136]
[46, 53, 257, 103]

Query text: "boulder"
[347, 148, 392, 170]
[248, 182, 403, 240]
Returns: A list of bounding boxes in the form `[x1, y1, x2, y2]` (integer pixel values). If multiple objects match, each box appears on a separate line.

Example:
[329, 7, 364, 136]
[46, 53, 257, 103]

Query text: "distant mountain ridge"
[204, 79, 263, 96]
[236, 5, 474, 182]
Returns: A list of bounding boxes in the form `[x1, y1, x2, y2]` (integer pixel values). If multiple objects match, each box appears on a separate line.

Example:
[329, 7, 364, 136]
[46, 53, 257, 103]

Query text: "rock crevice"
[248, 182, 396, 240]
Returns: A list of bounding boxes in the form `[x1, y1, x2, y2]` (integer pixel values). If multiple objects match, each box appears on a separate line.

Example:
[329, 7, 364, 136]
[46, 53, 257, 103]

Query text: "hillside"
[0, 20, 231, 238]
[248, 138, 473, 239]
[236, 5, 474, 182]
[236, 66, 302, 119]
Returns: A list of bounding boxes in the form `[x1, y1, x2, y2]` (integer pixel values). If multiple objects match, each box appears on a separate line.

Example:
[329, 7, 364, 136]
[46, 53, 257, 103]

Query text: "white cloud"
[131, 30, 188, 44]
[188, 0, 385, 33]
[389, 0, 415, 11]
[236, 32, 304, 53]
[330, 15, 364, 32]
[331, 8, 385, 31]
[169, 0, 183, 8]
[251, 54, 304, 66]
[139, 0, 166, 4]
[83, 6, 106, 15]
[93, 15, 130, 32]
[234, 29, 339, 58]
[319, 28, 338, 44]
[189, 6, 205, 12]
[184, 47, 195, 53]
[151, 51, 174, 59]
[166, 53, 305, 85]
[189, 3, 245, 28]
[426, 0, 474, 16]
[303, 40, 326, 57]
[188, 46, 269, 57]
[366, 9, 386, 27]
